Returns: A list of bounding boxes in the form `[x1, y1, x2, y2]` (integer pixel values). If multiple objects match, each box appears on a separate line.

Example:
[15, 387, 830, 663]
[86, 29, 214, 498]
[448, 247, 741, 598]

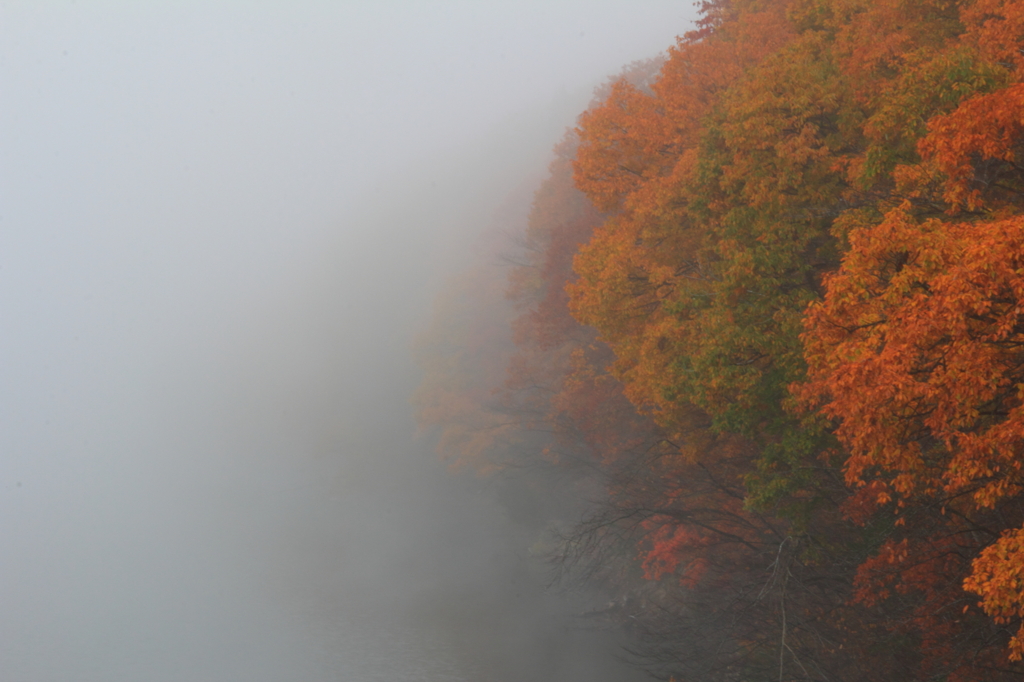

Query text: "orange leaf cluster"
[801, 208, 1024, 506]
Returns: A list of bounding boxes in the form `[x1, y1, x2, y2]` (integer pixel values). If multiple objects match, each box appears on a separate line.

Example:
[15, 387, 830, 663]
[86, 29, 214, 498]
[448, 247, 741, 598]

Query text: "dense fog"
[1, 3, 697, 680]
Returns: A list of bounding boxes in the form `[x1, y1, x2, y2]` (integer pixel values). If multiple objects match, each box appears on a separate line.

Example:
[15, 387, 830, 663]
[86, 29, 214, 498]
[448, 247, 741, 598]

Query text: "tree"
[417, 0, 1024, 675]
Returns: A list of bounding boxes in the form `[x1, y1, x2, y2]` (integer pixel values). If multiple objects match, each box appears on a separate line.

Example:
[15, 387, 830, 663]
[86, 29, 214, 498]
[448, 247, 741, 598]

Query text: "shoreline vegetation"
[416, 1, 1024, 679]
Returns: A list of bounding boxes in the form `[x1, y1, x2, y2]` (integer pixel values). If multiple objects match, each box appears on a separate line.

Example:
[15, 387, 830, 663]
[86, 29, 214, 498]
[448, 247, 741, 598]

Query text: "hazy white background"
[1, 2, 697, 680]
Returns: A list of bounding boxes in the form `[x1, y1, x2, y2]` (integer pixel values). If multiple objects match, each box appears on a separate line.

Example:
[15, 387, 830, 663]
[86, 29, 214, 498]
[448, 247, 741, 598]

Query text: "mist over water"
[2, 3, 695, 680]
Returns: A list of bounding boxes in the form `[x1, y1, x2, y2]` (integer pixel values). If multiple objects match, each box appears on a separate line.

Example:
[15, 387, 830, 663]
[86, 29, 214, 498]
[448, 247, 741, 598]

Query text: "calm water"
[1, 424, 646, 682]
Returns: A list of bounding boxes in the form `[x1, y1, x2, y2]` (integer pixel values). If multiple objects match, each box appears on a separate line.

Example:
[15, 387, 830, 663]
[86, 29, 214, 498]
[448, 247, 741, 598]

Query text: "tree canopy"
[416, 1, 1024, 678]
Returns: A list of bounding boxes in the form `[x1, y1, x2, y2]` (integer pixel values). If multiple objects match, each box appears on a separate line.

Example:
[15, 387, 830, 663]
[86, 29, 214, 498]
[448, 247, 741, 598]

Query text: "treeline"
[416, 1, 1024, 679]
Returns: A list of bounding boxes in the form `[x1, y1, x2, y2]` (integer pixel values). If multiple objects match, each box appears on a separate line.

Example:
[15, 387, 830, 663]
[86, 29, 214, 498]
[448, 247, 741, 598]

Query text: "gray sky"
[1, 2, 697, 680]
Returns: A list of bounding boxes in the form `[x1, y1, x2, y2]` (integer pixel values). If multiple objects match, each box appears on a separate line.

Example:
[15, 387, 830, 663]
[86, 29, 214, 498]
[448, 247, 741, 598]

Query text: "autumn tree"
[794, 0, 1024, 677]
[567, 0, 1024, 677]
[418, 0, 1024, 677]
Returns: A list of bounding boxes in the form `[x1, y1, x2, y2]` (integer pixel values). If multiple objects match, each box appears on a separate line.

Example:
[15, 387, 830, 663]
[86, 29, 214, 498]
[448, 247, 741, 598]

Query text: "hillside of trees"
[416, 1, 1024, 679]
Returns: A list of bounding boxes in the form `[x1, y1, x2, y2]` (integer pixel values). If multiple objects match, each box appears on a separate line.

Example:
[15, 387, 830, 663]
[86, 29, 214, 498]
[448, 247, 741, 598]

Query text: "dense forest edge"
[415, 1, 1024, 679]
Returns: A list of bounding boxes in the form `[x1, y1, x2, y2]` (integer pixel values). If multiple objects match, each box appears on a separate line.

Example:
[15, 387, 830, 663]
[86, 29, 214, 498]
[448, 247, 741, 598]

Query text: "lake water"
[0, 421, 648, 682]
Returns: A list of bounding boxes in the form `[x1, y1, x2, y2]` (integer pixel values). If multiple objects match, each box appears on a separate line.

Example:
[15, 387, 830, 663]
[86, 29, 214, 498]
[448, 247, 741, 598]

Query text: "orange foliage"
[852, 533, 983, 678]
[801, 207, 1024, 507]
[966, 527, 1024, 660]
[800, 205, 1024, 669]
[962, 0, 1024, 72]
[919, 83, 1024, 210]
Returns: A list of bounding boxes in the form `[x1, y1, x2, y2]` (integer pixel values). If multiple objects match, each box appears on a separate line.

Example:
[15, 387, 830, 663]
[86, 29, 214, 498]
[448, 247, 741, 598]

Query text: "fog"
[1, 3, 696, 680]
